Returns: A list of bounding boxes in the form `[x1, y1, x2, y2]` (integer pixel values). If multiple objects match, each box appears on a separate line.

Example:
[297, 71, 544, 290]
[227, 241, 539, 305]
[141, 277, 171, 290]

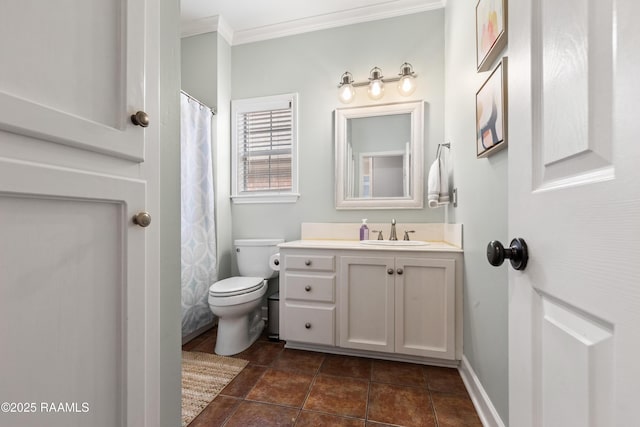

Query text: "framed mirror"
[335, 101, 424, 209]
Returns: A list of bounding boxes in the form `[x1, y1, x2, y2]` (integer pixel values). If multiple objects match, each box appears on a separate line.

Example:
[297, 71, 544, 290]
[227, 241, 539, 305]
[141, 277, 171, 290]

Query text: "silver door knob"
[305, 285, 311, 292]
[131, 111, 150, 127]
[305, 323, 311, 329]
[133, 212, 152, 227]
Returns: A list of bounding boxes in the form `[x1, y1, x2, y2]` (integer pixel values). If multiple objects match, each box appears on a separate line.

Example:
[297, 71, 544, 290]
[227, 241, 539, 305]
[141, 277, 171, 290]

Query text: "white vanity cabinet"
[340, 255, 456, 359]
[279, 241, 463, 365]
[280, 252, 336, 346]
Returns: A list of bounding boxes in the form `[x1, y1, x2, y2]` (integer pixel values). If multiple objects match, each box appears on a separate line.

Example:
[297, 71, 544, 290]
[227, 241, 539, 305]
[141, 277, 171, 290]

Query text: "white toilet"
[208, 238, 283, 356]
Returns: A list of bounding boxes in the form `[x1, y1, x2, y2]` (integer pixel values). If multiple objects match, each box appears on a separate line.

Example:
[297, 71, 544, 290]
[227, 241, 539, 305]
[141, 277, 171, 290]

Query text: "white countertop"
[279, 239, 463, 253]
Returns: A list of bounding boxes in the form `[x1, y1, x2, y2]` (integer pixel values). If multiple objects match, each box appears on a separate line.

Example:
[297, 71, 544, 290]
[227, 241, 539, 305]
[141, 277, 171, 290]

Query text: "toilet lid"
[209, 276, 265, 297]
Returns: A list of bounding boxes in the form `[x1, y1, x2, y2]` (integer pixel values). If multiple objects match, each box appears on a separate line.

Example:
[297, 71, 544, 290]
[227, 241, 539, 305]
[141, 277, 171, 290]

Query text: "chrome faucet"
[389, 219, 398, 241]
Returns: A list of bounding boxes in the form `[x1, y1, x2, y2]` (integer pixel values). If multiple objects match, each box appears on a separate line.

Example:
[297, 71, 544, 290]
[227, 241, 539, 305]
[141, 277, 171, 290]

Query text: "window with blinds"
[231, 93, 299, 203]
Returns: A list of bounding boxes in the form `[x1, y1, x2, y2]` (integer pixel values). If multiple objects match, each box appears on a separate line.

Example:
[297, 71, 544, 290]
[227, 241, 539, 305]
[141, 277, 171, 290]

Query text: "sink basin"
[360, 240, 429, 247]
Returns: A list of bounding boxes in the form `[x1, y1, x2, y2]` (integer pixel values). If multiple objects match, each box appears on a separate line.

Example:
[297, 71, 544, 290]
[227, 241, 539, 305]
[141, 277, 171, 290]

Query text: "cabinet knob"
[132, 211, 152, 227]
[305, 285, 311, 292]
[305, 260, 311, 266]
[130, 110, 150, 127]
[305, 323, 311, 329]
[387, 268, 394, 275]
[396, 268, 403, 275]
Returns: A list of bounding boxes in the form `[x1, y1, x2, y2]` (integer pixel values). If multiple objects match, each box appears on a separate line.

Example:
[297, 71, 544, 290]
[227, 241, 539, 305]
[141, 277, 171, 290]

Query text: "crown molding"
[215, 15, 234, 45]
[233, 0, 445, 45]
[181, 15, 218, 38]
[181, 0, 445, 45]
[181, 14, 234, 45]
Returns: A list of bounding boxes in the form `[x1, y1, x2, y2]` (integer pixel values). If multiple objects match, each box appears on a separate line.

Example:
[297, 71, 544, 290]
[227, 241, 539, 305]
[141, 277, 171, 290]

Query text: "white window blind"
[231, 93, 299, 203]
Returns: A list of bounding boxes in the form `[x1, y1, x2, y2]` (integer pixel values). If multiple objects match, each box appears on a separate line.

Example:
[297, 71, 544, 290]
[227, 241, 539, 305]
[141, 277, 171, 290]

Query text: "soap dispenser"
[359, 219, 369, 241]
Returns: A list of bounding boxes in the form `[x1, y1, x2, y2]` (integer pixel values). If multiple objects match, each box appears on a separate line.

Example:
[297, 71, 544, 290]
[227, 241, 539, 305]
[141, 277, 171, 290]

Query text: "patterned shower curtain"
[180, 92, 217, 338]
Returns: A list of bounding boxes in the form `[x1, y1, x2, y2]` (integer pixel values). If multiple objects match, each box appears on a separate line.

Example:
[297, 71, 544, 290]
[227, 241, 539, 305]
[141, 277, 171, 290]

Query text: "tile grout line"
[365, 362, 373, 423]
[425, 367, 441, 427]
[365, 377, 372, 424]
[293, 364, 319, 425]
[219, 396, 243, 427]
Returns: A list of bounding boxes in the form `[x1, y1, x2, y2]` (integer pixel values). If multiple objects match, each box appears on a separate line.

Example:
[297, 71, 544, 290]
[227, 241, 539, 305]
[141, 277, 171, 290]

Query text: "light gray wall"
[181, 33, 217, 107]
[230, 11, 446, 243]
[181, 33, 234, 281]
[214, 36, 233, 279]
[159, 0, 181, 424]
[444, 0, 509, 423]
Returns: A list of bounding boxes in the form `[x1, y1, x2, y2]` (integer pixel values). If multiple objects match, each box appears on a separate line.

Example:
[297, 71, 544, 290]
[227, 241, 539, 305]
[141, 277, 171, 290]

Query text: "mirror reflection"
[346, 114, 411, 198]
[335, 101, 424, 209]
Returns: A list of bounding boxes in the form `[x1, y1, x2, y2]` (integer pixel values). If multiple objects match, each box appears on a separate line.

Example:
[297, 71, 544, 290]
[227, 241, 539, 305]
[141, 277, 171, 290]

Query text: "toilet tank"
[235, 238, 284, 279]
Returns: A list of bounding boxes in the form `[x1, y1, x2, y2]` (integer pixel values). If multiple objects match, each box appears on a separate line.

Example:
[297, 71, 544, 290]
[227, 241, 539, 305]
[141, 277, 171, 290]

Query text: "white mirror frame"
[335, 101, 424, 209]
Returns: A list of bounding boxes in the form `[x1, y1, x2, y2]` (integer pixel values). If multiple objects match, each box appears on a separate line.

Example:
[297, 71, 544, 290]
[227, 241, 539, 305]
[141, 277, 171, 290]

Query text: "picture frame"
[476, 57, 507, 158]
[476, 0, 507, 72]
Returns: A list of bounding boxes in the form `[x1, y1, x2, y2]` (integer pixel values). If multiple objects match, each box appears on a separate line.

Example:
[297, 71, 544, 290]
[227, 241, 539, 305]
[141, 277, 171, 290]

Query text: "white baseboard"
[458, 355, 506, 427]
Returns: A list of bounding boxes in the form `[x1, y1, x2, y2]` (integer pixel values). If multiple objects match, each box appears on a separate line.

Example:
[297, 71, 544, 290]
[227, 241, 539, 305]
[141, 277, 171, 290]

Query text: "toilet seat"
[209, 276, 265, 297]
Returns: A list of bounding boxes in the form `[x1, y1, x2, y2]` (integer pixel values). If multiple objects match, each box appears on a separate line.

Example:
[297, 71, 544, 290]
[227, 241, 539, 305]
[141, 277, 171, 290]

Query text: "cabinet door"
[339, 256, 395, 352]
[0, 0, 147, 161]
[395, 257, 456, 359]
[0, 1, 159, 426]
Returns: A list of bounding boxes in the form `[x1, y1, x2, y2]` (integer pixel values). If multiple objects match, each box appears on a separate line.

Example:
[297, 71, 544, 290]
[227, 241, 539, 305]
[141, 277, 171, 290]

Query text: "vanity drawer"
[285, 254, 335, 271]
[285, 273, 335, 302]
[283, 304, 335, 346]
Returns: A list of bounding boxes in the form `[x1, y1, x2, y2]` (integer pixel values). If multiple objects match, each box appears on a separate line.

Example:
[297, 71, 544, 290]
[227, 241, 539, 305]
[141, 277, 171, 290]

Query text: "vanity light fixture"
[337, 63, 418, 103]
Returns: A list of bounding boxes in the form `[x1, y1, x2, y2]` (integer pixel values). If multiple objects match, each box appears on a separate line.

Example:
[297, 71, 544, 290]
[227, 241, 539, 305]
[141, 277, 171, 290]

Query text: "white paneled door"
[508, 0, 640, 425]
[0, 1, 160, 427]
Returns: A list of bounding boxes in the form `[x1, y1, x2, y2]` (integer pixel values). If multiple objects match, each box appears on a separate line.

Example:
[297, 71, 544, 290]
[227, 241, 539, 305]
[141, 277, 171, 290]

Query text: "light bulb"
[367, 67, 385, 100]
[398, 75, 416, 96]
[338, 71, 356, 104]
[339, 83, 356, 103]
[368, 80, 384, 100]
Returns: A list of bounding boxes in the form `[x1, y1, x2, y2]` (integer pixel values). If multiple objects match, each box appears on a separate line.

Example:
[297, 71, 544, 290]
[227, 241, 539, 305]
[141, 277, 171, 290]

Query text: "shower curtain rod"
[181, 90, 216, 115]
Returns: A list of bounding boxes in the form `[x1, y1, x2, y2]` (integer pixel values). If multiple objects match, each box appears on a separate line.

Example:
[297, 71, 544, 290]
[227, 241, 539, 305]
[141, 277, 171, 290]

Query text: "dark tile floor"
[183, 327, 482, 427]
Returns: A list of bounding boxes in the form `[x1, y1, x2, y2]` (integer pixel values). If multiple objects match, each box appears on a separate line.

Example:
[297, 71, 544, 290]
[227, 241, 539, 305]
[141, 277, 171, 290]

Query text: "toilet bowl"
[208, 238, 282, 356]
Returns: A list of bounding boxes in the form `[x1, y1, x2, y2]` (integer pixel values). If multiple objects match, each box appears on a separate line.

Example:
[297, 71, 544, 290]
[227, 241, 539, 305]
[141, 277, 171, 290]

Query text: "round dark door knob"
[131, 111, 150, 127]
[487, 238, 528, 271]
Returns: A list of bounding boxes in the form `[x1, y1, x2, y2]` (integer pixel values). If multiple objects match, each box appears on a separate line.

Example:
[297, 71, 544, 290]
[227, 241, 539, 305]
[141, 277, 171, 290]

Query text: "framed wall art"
[476, 58, 507, 158]
[476, 0, 507, 72]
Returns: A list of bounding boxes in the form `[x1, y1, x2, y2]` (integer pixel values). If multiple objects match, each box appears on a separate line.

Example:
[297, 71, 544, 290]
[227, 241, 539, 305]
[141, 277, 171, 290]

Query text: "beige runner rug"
[182, 351, 249, 427]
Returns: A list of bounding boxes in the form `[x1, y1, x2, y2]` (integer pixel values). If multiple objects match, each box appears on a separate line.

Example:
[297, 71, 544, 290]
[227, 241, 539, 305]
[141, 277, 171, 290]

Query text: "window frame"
[231, 93, 299, 204]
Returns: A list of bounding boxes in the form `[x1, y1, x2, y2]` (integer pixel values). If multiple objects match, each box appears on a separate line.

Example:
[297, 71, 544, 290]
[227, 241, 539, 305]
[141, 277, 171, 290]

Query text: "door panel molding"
[532, 0, 615, 191]
[0, 157, 148, 426]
